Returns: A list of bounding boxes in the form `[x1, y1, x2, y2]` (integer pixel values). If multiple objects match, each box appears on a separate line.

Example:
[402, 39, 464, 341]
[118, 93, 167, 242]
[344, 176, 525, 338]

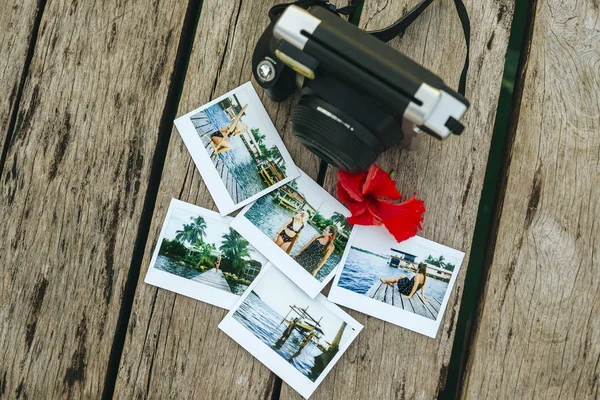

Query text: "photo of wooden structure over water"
[276, 304, 348, 377]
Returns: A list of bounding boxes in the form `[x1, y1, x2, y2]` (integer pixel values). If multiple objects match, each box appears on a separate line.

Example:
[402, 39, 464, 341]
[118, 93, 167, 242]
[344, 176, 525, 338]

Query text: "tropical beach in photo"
[243, 177, 352, 282]
[189, 87, 288, 204]
[231, 268, 356, 382]
[155, 205, 266, 296]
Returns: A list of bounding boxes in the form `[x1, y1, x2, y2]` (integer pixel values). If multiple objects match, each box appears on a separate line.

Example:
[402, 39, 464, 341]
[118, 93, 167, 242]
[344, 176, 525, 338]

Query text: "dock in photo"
[365, 280, 442, 320]
[191, 269, 232, 293]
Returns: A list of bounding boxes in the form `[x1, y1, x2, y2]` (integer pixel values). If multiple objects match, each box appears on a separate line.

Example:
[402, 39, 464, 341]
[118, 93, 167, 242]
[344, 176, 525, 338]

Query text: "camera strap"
[366, 0, 470, 96]
[268, 0, 471, 96]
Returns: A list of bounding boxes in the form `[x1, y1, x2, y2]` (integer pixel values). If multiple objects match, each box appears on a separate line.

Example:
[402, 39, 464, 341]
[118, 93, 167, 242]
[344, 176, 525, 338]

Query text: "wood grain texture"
[462, 0, 600, 398]
[113, 0, 348, 398]
[0, 0, 187, 397]
[0, 0, 39, 161]
[279, 0, 515, 398]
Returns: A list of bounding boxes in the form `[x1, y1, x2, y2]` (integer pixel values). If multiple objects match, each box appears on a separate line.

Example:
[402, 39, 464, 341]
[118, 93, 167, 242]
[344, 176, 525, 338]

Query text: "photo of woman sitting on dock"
[294, 225, 338, 277]
[176, 83, 299, 215]
[145, 199, 267, 310]
[274, 210, 308, 254]
[232, 171, 353, 296]
[328, 225, 465, 337]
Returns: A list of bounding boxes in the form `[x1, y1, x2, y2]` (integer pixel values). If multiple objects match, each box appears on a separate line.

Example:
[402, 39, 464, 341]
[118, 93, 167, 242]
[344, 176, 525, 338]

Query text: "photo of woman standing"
[232, 171, 353, 297]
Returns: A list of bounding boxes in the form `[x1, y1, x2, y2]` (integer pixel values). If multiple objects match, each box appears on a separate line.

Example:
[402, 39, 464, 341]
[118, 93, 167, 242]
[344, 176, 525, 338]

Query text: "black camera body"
[252, 4, 469, 172]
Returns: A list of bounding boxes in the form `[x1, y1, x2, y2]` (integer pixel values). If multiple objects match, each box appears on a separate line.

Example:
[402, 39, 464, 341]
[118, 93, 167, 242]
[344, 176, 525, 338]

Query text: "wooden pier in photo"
[202, 138, 244, 204]
[191, 269, 232, 293]
[190, 111, 215, 136]
[365, 281, 442, 320]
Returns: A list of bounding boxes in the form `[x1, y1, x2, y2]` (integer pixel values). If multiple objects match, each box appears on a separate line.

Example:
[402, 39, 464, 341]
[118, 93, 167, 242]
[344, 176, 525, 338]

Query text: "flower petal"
[337, 169, 367, 202]
[347, 204, 383, 226]
[336, 182, 358, 206]
[362, 164, 401, 200]
[374, 195, 426, 242]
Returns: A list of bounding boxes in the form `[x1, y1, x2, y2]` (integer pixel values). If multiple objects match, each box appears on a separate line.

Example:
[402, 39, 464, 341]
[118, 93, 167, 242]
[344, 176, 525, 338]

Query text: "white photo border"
[231, 170, 353, 298]
[219, 264, 363, 399]
[174, 82, 300, 215]
[328, 226, 465, 338]
[145, 198, 253, 309]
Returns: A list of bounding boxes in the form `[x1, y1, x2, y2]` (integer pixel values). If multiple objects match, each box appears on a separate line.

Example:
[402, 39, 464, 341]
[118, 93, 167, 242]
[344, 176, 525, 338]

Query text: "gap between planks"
[440, 0, 539, 397]
[0, 0, 47, 180]
[100, 1, 204, 399]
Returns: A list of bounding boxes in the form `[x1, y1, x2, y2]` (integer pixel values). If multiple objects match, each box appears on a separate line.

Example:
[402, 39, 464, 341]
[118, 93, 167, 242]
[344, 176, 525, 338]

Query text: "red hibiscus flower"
[337, 164, 425, 242]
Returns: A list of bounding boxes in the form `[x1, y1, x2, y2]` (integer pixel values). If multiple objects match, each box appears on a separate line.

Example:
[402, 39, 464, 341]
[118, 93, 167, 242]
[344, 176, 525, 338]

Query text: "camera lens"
[291, 94, 384, 172]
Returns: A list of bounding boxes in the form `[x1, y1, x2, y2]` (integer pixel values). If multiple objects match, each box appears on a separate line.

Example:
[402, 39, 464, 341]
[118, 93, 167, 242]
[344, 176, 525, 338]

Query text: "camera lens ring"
[291, 94, 383, 172]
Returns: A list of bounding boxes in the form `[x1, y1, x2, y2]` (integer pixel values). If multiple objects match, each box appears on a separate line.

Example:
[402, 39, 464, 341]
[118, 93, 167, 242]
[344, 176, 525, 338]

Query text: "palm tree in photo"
[425, 255, 447, 268]
[175, 215, 207, 247]
[219, 228, 251, 276]
[251, 128, 265, 146]
[331, 212, 351, 234]
[190, 243, 215, 270]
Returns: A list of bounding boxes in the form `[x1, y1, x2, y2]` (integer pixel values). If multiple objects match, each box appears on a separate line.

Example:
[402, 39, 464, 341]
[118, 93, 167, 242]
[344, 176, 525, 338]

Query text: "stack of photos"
[145, 199, 268, 309]
[174, 82, 300, 215]
[219, 265, 362, 399]
[231, 171, 354, 297]
[329, 225, 465, 338]
[143, 82, 468, 398]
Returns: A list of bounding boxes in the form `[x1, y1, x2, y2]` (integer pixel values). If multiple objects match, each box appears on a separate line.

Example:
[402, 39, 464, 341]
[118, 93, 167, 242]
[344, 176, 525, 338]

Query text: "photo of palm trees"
[149, 200, 267, 301]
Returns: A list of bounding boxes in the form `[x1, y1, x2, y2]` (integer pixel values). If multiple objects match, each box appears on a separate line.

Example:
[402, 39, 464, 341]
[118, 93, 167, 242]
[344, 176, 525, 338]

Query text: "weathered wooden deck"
[202, 136, 244, 204]
[1, 0, 598, 399]
[366, 281, 442, 320]
[191, 269, 232, 293]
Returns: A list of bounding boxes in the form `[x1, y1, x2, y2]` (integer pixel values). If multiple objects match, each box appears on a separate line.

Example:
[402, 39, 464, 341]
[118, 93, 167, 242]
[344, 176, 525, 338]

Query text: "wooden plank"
[391, 284, 402, 307]
[0, 0, 39, 160]
[0, 0, 188, 398]
[462, 0, 600, 397]
[113, 1, 347, 398]
[280, 0, 515, 398]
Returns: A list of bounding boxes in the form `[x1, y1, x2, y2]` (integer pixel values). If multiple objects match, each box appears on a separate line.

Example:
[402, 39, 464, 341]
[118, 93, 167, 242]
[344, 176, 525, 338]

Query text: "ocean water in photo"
[244, 195, 342, 281]
[338, 247, 448, 303]
[155, 255, 200, 279]
[194, 106, 270, 200]
[233, 291, 325, 381]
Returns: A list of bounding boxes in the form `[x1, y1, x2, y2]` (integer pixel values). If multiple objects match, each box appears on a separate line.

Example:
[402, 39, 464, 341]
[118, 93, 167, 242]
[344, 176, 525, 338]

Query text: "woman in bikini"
[380, 262, 428, 300]
[293, 225, 338, 277]
[274, 211, 308, 254]
[211, 104, 248, 154]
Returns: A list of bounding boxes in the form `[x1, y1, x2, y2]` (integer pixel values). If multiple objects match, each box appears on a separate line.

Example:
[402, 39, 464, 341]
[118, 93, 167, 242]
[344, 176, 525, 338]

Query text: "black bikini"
[211, 130, 225, 139]
[278, 221, 303, 243]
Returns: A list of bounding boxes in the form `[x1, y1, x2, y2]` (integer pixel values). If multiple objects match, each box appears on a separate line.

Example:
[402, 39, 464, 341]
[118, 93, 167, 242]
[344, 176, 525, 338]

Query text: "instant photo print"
[145, 199, 267, 309]
[329, 225, 465, 338]
[231, 171, 353, 298]
[174, 82, 300, 215]
[219, 264, 362, 399]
